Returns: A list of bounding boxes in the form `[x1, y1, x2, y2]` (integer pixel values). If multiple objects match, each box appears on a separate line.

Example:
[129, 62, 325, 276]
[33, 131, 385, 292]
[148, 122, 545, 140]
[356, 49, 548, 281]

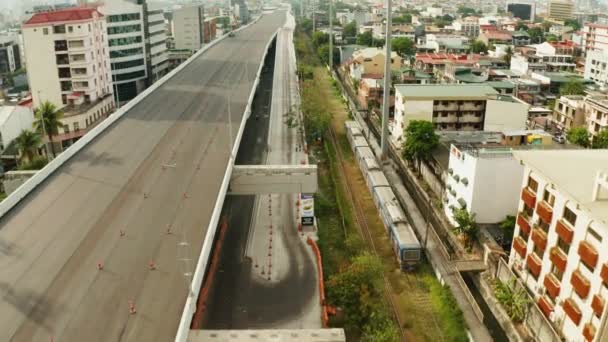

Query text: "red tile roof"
[415, 53, 482, 65]
[482, 31, 513, 41]
[24, 7, 102, 26]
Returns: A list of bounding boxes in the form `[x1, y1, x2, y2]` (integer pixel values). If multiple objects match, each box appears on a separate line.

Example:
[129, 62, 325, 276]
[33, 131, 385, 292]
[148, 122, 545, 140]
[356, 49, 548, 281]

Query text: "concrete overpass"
[0, 11, 285, 342]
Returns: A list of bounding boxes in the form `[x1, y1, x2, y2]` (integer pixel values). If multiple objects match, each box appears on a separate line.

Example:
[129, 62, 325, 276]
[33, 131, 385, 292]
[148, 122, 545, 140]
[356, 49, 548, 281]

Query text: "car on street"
[553, 134, 566, 144]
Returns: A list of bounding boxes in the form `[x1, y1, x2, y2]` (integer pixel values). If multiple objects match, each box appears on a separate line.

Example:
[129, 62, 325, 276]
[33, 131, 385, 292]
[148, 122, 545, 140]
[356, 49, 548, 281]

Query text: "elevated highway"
[0, 11, 285, 342]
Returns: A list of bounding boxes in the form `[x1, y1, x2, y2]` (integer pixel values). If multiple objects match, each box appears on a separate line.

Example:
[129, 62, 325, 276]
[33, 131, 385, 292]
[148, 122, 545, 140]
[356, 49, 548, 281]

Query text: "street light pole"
[380, 0, 392, 160]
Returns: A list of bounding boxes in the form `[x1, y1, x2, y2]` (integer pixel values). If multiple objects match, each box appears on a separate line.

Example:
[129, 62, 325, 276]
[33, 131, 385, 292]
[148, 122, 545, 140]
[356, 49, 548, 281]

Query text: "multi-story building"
[0, 104, 35, 152]
[553, 95, 585, 133]
[585, 50, 608, 87]
[506, 0, 536, 21]
[99, 0, 168, 103]
[391, 84, 529, 137]
[452, 17, 480, 38]
[22, 7, 115, 151]
[512, 30, 532, 46]
[548, 0, 574, 22]
[509, 149, 608, 342]
[583, 95, 608, 141]
[0, 36, 21, 75]
[583, 24, 608, 55]
[347, 47, 402, 80]
[172, 5, 206, 51]
[478, 30, 513, 46]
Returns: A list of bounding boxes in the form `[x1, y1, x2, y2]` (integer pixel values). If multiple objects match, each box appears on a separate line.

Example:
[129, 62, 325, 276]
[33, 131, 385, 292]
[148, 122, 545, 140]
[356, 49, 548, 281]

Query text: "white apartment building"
[444, 143, 524, 225]
[583, 24, 608, 55]
[172, 5, 205, 51]
[146, 3, 169, 83]
[585, 50, 608, 87]
[509, 150, 608, 342]
[391, 84, 529, 139]
[0, 104, 35, 151]
[22, 7, 115, 150]
[452, 17, 480, 38]
[583, 95, 608, 140]
[553, 95, 585, 133]
[0, 36, 22, 75]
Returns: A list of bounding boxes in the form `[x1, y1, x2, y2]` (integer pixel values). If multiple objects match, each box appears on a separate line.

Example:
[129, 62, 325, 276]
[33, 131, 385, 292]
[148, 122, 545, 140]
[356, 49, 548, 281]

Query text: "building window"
[527, 176, 538, 193]
[108, 13, 141, 22]
[74, 122, 80, 131]
[53, 25, 66, 34]
[543, 190, 555, 207]
[68, 26, 73, 33]
[63, 125, 70, 134]
[533, 244, 544, 259]
[551, 264, 564, 281]
[588, 227, 602, 243]
[557, 237, 570, 255]
[107, 24, 141, 35]
[563, 207, 577, 227]
[523, 203, 534, 218]
[108, 36, 143, 47]
[43, 28, 49, 35]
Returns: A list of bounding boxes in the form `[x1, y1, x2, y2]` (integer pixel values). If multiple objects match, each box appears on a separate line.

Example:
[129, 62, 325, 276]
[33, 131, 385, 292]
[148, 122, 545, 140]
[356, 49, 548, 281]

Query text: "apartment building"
[553, 95, 585, 133]
[0, 36, 21, 75]
[172, 5, 205, 51]
[585, 50, 608, 87]
[391, 84, 529, 138]
[348, 48, 402, 80]
[548, 0, 574, 22]
[453, 17, 480, 38]
[509, 150, 608, 342]
[506, 0, 535, 21]
[583, 24, 608, 55]
[583, 95, 608, 140]
[22, 7, 115, 150]
[145, 3, 169, 83]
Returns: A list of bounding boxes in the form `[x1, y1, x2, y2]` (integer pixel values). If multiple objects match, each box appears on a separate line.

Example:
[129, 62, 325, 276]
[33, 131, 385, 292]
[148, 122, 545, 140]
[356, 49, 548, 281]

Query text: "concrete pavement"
[0, 12, 285, 342]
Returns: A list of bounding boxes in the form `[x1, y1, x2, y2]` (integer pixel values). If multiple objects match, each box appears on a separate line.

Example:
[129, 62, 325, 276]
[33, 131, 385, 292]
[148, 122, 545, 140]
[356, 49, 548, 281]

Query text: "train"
[345, 120, 422, 271]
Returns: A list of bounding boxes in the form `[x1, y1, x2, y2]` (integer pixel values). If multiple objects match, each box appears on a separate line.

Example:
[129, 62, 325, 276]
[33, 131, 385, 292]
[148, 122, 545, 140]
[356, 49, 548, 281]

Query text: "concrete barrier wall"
[173, 25, 280, 342]
[0, 15, 263, 219]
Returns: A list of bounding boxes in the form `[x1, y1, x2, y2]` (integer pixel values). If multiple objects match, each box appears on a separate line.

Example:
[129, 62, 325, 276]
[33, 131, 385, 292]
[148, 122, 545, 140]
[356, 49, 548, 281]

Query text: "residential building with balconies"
[509, 149, 608, 342]
[585, 50, 608, 88]
[583, 95, 608, 141]
[583, 24, 608, 55]
[391, 84, 529, 139]
[553, 95, 585, 133]
[22, 7, 115, 151]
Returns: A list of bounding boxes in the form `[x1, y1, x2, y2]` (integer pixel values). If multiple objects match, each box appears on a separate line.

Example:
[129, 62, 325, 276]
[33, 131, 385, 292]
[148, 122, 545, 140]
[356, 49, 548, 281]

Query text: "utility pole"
[380, 0, 392, 160]
[328, 0, 333, 68]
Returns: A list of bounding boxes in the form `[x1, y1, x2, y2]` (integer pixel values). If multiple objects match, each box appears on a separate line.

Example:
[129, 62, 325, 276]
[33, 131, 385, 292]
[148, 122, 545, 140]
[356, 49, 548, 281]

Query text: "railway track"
[326, 124, 406, 341]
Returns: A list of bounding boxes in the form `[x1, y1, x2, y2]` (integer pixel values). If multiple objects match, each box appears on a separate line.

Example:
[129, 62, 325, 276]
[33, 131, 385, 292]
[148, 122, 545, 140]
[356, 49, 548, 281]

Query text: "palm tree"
[34, 101, 64, 158]
[503, 46, 513, 65]
[14, 129, 41, 164]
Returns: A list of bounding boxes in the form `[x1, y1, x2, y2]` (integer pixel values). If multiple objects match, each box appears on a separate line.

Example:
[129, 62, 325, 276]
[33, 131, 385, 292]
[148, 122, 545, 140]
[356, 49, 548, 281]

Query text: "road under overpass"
[0, 11, 285, 342]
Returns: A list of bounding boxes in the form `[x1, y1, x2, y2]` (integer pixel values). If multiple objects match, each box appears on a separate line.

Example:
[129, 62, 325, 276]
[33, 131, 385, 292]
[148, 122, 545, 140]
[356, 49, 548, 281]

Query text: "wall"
[173, 6, 204, 51]
[3, 170, 37, 194]
[23, 25, 63, 107]
[485, 98, 529, 131]
[0, 106, 34, 149]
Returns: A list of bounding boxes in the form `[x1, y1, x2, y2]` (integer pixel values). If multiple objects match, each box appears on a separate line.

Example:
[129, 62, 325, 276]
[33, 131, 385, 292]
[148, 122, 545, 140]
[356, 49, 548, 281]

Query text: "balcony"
[537, 296, 553, 318]
[513, 236, 527, 258]
[56, 54, 70, 65]
[550, 247, 567, 273]
[536, 201, 553, 224]
[556, 219, 574, 244]
[601, 264, 608, 284]
[54, 40, 68, 52]
[531, 228, 548, 252]
[571, 269, 591, 299]
[521, 188, 536, 208]
[563, 298, 582, 325]
[592, 294, 604, 317]
[526, 253, 542, 277]
[517, 213, 531, 236]
[583, 323, 596, 342]
[543, 273, 560, 299]
[578, 241, 599, 269]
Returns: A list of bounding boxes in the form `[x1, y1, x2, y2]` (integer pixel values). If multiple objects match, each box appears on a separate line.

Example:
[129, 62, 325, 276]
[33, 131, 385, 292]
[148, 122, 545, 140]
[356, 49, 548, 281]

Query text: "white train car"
[389, 222, 422, 271]
[366, 169, 389, 194]
[350, 135, 368, 154]
[373, 187, 407, 233]
[355, 146, 379, 174]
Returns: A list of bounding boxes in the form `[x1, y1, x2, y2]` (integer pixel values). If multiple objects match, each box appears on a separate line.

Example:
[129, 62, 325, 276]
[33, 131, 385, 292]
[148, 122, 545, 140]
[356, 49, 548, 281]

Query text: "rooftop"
[514, 149, 608, 225]
[352, 47, 398, 60]
[394, 84, 498, 99]
[24, 7, 102, 26]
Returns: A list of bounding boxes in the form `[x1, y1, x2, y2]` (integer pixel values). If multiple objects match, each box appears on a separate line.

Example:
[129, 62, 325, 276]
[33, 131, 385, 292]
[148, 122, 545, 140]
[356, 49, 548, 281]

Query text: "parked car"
[553, 135, 566, 144]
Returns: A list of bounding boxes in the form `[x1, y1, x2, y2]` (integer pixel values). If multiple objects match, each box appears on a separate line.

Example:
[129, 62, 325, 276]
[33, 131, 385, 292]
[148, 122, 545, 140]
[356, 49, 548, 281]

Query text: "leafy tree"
[559, 80, 585, 96]
[327, 253, 384, 330]
[593, 130, 608, 149]
[401, 120, 439, 173]
[494, 279, 530, 322]
[356, 31, 373, 46]
[14, 129, 41, 164]
[545, 33, 558, 42]
[343, 20, 357, 38]
[564, 19, 581, 31]
[515, 22, 529, 31]
[392, 37, 415, 56]
[528, 27, 544, 43]
[312, 31, 329, 47]
[452, 208, 478, 249]
[301, 83, 332, 140]
[457, 6, 477, 17]
[541, 21, 553, 32]
[499, 215, 516, 242]
[361, 309, 399, 342]
[372, 38, 385, 48]
[18, 156, 48, 171]
[392, 13, 412, 24]
[503, 46, 514, 64]
[299, 18, 313, 34]
[567, 127, 590, 148]
[34, 101, 64, 158]
[317, 44, 340, 66]
[470, 40, 488, 53]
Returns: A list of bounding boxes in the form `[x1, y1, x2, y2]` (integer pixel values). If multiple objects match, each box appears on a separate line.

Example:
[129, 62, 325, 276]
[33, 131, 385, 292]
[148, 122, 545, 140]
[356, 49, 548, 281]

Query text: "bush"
[494, 279, 530, 322]
[18, 156, 48, 170]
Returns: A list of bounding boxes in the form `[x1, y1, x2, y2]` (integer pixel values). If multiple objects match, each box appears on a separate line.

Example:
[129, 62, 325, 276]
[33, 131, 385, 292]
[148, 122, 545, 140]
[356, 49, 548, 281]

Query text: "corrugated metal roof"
[395, 84, 498, 99]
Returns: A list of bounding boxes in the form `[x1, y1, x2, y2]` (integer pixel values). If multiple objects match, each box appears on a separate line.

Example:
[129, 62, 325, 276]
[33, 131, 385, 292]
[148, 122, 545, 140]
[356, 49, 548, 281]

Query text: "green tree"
[567, 127, 590, 148]
[317, 44, 340, 66]
[299, 18, 313, 34]
[559, 80, 586, 96]
[401, 120, 440, 173]
[392, 13, 412, 24]
[356, 31, 373, 46]
[499, 215, 516, 242]
[14, 129, 41, 164]
[564, 19, 581, 31]
[528, 27, 544, 43]
[457, 6, 477, 17]
[327, 253, 384, 330]
[593, 130, 608, 149]
[494, 279, 530, 322]
[361, 309, 399, 342]
[34, 101, 64, 158]
[503, 46, 514, 64]
[470, 40, 488, 53]
[545, 33, 558, 42]
[312, 31, 329, 47]
[301, 84, 332, 140]
[343, 20, 357, 38]
[452, 208, 478, 249]
[392, 37, 415, 57]
[372, 38, 385, 48]
[515, 22, 529, 31]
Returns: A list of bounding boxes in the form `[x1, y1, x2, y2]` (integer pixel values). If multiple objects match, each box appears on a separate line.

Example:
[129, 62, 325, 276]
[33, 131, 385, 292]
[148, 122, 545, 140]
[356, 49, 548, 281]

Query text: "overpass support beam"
[229, 164, 317, 194]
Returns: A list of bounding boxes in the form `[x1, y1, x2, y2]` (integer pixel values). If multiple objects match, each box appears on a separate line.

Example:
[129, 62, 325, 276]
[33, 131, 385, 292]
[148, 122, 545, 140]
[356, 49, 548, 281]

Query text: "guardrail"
[0, 15, 264, 220]
[173, 23, 280, 342]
